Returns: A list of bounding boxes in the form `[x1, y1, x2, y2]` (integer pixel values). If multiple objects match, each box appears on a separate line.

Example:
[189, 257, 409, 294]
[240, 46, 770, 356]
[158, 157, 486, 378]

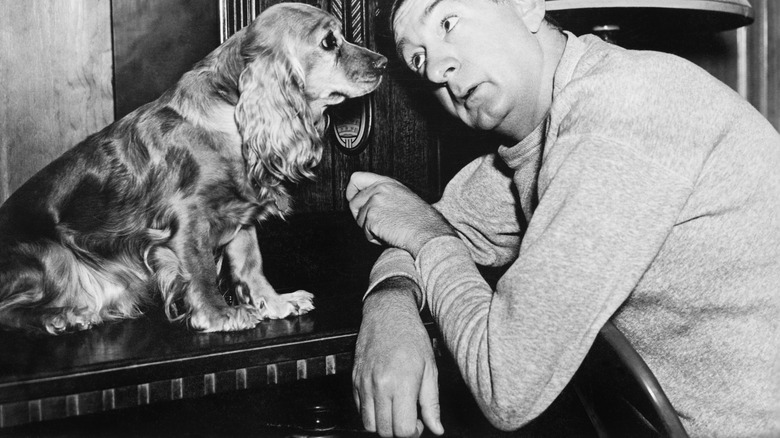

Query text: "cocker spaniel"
[0, 3, 386, 334]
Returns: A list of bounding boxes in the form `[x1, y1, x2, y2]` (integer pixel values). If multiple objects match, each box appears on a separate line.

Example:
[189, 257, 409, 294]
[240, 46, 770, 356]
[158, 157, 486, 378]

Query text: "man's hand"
[346, 172, 455, 257]
[353, 277, 445, 437]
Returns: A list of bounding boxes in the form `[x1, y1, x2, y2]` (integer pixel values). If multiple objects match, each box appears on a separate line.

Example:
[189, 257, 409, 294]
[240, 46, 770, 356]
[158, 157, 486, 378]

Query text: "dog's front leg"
[180, 228, 260, 332]
[224, 227, 314, 319]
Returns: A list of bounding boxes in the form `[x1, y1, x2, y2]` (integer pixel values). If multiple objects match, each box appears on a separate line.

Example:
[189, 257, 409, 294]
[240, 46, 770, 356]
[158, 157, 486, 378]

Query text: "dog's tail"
[0, 244, 57, 332]
[0, 240, 149, 334]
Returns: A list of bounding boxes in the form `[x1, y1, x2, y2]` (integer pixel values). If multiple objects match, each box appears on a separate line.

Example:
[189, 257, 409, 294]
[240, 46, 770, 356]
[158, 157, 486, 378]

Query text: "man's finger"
[346, 171, 384, 200]
[419, 365, 444, 435]
[356, 194, 383, 245]
[352, 380, 362, 416]
[374, 391, 394, 437]
[348, 183, 373, 222]
[415, 419, 425, 438]
[392, 383, 422, 437]
[359, 382, 377, 433]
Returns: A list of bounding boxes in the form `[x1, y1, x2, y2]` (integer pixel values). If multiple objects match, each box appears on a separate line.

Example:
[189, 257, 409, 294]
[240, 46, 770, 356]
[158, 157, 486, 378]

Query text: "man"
[346, 0, 780, 437]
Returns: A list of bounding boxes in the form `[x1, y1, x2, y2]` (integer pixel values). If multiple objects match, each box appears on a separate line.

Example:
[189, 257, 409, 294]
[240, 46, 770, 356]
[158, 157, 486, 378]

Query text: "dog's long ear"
[235, 46, 323, 197]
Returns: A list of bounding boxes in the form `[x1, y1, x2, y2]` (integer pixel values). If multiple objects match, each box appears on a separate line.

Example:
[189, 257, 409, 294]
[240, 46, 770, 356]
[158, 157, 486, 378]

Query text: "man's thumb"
[419, 365, 444, 435]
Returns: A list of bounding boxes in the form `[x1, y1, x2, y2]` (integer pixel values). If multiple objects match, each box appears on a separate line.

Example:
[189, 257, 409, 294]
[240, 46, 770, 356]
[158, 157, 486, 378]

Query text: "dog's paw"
[256, 290, 314, 319]
[189, 304, 260, 332]
[43, 308, 102, 335]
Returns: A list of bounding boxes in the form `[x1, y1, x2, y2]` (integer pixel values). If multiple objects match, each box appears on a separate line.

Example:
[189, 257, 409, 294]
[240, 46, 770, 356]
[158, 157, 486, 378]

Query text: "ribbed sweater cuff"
[363, 248, 425, 310]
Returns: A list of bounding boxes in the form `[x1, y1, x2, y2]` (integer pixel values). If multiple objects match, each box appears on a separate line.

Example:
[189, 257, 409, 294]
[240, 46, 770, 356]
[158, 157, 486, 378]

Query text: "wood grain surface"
[0, 0, 113, 202]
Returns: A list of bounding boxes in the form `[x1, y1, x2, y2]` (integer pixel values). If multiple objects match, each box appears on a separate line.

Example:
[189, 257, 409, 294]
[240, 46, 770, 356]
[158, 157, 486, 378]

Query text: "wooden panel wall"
[113, 0, 220, 119]
[0, 0, 114, 203]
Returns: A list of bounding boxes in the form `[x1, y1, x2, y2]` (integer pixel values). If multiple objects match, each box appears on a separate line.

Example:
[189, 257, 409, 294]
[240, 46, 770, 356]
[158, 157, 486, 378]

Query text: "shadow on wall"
[112, 0, 220, 119]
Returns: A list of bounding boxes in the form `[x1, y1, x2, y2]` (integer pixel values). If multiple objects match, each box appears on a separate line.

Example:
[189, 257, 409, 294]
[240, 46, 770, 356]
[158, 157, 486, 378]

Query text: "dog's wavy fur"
[0, 3, 386, 334]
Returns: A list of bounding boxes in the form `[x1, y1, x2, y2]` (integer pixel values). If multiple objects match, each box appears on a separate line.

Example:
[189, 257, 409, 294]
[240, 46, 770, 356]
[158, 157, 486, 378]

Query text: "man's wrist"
[410, 224, 458, 259]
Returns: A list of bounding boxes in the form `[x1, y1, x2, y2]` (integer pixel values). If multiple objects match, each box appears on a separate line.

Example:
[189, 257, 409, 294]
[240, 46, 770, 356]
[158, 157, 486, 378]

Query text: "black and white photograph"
[0, 0, 777, 437]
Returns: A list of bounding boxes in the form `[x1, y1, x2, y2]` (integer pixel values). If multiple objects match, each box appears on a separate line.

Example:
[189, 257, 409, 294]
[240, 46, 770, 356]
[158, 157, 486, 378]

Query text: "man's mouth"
[461, 84, 479, 105]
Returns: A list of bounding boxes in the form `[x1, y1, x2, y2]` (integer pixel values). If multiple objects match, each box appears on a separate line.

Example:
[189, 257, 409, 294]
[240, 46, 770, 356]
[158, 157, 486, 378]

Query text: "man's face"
[393, 0, 546, 140]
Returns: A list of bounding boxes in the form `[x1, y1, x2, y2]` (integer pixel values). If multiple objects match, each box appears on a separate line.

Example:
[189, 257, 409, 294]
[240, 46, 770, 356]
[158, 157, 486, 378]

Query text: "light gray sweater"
[367, 33, 780, 437]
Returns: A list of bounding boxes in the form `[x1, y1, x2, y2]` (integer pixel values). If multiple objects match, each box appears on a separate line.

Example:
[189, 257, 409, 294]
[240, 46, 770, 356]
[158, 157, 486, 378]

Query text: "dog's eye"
[321, 32, 338, 51]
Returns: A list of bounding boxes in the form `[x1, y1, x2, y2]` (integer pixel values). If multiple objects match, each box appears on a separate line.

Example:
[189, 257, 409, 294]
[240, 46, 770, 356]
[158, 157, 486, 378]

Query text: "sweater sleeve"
[433, 154, 524, 267]
[414, 138, 694, 430]
[364, 153, 524, 309]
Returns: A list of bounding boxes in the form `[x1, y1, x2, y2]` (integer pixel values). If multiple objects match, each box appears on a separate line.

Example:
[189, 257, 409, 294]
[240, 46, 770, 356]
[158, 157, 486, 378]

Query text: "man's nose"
[426, 54, 459, 85]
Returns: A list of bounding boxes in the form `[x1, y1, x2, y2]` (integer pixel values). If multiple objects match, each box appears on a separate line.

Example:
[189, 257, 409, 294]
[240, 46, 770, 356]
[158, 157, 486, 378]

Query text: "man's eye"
[410, 53, 426, 71]
[321, 32, 338, 50]
[442, 15, 459, 33]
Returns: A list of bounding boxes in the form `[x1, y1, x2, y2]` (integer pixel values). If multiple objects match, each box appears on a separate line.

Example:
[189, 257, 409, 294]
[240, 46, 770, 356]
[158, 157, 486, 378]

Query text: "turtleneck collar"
[497, 31, 586, 171]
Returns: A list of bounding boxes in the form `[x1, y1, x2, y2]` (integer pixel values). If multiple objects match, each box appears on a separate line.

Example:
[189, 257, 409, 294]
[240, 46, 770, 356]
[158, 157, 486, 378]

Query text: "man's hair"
[388, 0, 405, 32]
[388, 0, 560, 35]
[389, 0, 506, 30]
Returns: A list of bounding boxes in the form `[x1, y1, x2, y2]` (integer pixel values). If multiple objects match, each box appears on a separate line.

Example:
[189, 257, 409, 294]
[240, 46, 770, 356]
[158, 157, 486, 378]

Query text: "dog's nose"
[373, 56, 388, 71]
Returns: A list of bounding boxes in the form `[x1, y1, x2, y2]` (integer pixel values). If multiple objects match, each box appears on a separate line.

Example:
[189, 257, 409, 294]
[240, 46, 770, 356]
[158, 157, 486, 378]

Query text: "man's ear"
[513, 0, 546, 33]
